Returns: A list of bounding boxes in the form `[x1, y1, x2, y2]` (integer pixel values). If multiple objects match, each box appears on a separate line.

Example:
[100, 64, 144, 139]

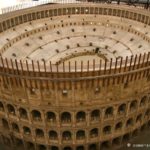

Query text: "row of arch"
[0, 5, 150, 33]
[1, 120, 150, 150]
[0, 96, 149, 123]
[2, 16, 150, 56]
[1, 109, 150, 141]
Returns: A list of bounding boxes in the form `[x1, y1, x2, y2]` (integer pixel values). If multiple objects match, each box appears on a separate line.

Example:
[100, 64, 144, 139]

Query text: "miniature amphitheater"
[0, 2, 150, 150]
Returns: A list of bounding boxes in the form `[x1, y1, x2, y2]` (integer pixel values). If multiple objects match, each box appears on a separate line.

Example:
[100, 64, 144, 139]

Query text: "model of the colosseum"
[0, 1, 150, 150]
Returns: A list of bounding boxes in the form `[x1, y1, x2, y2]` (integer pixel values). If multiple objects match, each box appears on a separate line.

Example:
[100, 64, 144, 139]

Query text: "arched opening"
[91, 109, 100, 121]
[76, 130, 85, 140]
[132, 129, 139, 137]
[49, 130, 58, 140]
[100, 141, 110, 150]
[63, 147, 72, 150]
[12, 123, 19, 133]
[118, 104, 126, 115]
[76, 111, 86, 123]
[23, 126, 31, 135]
[136, 114, 142, 123]
[89, 144, 97, 150]
[38, 144, 46, 150]
[26, 142, 34, 150]
[51, 146, 59, 150]
[103, 126, 111, 134]
[62, 131, 72, 141]
[61, 112, 71, 123]
[35, 129, 44, 138]
[115, 122, 123, 131]
[2, 118, 9, 130]
[112, 137, 121, 146]
[105, 107, 113, 118]
[7, 104, 15, 115]
[76, 146, 84, 150]
[46, 112, 56, 122]
[126, 118, 133, 127]
[140, 96, 147, 107]
[19, 108, 28, 119]
[0, 102, 4, 112]
[122, 133, 130, 143]
[90, 128, 98, 138]
[130, 100, 137, 111]
[31, 110, 42, 121]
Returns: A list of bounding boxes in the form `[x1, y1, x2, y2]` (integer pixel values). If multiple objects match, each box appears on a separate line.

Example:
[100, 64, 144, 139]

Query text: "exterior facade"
[0, 2, 149, 150]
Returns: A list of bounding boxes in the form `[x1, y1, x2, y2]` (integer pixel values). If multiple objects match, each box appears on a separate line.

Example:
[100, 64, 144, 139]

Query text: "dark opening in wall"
[105, 107, 113, 118]
[90, 128, 98, 138]
[76, 146, 84, 150]
[64, 147, 72, 150]
[91, 109, 100, 121]
[23, 126, 31, 135]
[49, 130, 58, 140]
[0, 102, 4, 112]
[76, 111, 86, 122]
[103, 126, 111, 134]
[47, 111, 56, 122]
[36, 129, 44, 138]
[31, 110, 42, 121]
[115, 122, 123, 131]
[89, 144, 97, 150]
[7, 104, 15, 115]
[140, 96, 147, 107]
[95, 47, 99, 53]
[118, 104, 126, 115]
[2, 118, 9, 130]
[76, 130, 85, 140]
[62, 131, 72, 141]
[130, 100, 137, 111]
[38, 144, 46, 150]
[51, 146, 59, 150]
[136, 114, 142, 123]
[126, 118, 133, 127]
[61, 112, 71, 123]
[12, 123, 19, 133]
[19, 108, 28, 119]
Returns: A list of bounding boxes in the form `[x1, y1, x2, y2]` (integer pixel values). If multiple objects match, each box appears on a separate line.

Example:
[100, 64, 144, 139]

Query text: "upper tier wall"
[0, 3, 149, 79]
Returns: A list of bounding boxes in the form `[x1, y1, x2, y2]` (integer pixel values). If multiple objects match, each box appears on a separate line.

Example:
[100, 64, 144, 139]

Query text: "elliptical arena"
[0, 2, 150, 150]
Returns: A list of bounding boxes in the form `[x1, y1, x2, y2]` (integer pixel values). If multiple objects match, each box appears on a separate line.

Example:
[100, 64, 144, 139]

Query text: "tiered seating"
[1, 14, 150, 64]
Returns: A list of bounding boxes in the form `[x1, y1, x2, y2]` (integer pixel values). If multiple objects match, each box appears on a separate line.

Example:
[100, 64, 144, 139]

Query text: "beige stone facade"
[0, 3, 149, 150]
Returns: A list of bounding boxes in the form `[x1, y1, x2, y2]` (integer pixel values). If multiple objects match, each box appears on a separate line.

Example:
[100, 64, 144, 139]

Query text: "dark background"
[118, 128, 150, 150]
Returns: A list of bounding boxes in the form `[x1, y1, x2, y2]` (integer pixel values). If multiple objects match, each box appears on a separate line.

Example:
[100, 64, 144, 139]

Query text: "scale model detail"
[0, 1, 150, 150]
